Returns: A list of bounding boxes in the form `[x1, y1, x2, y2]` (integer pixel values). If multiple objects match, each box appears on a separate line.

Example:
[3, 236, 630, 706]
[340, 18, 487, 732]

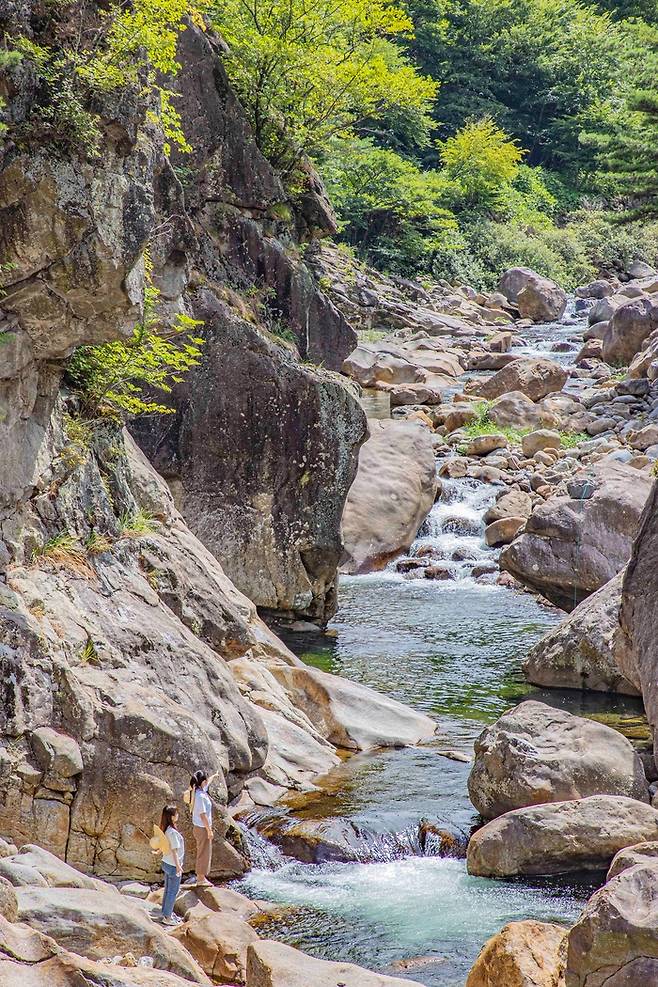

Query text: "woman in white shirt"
[159, 805, 184, 925]
[189, 770, 213, 887]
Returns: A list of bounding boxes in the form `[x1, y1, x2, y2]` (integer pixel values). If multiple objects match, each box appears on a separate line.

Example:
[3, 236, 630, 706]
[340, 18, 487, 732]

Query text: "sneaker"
[161, 916, 177, 926]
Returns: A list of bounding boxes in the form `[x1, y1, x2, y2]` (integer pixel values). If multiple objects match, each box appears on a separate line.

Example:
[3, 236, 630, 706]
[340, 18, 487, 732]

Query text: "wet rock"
[484, 517, 525, 547]
[465, 920, 567, 987]
[467, 360, 568, 403]
[341, 420, 437, 574]
[467, 795, 658, 878]
[500, 460, 652, 610]
[424, 565, 456, 580]
[523, 574, 638, 695]
[576, 280, 615, 300]
[565, 858, 658, 986]
[246, 939, 425, 987]
[468, 701, 648, 820]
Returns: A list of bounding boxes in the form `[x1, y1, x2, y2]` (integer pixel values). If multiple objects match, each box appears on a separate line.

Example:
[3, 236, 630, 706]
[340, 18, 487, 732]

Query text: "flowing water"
[235, 306, 645, 985]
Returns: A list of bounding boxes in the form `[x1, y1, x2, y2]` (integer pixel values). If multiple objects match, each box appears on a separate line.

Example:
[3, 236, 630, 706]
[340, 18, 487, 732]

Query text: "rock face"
[467, 359, 568, 402]
[341, 419, 437, 573]
[125, 24, 365, 628]
[565, 859, 658, 986]
[501, 460, 652, 610]
[468, 701, 648, 819]
[133, 298, 366, 626]
[523, 574, 639, 694]
[0, 4, 431, 883]
[466, 921, 567, 987]
[619, 481, 658, 772]
[246, 939, 425, 987]
[467, 796, 658, 878]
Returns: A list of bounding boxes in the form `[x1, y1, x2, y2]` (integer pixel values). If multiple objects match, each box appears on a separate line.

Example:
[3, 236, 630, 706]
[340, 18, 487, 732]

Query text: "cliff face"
[128, 24, 365, 626]
[0, 6, 403, 880]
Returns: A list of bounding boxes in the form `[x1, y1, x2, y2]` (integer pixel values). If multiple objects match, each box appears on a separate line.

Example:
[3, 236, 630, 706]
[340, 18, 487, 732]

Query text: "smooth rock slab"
[16, 886, 208, 982]
[468, 701, 648, 820]
[465, 920, 567, 987]
[607, 840, 658, 880]
[467, 796, 658, 878]
[341, 419, 437, 574]
[246, 939, 427, 987]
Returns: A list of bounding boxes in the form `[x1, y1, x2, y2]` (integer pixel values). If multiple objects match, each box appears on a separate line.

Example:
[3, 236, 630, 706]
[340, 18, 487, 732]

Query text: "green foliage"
[8, 0, 209, 154]
[79, 638, 99, 664]
[0, 48, 22, 138]
[33, 531, 95, 576]
[319, 136, 456, 272]
[119, 509, 158, 537]
[438, 118, 524, 212]
[210, 0, 438, 171]
[66, 256, 204, 418]
[85, 531, 113, 556]
[559, 431, 589, 448]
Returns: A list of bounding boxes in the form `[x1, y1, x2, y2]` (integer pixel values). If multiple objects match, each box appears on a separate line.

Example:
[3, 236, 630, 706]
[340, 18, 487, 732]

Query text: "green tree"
[5, 0, 209, 154]
[403, 0, 639, 179]
[210, 0, 438, 171]
[319, 137, 456, 271]
[438, 117, 524, 212]
[66, 257, 204, 417]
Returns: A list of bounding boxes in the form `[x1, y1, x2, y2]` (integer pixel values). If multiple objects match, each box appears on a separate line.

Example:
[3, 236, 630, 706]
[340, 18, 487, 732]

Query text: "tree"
[210, 0, 438, 172]
[319, 137, 456, 271]
[5, 0, 209, 154]
[438, 117, 524, 212]
[600, 88, 658, 218]
[403, 0, 639, 180]
[66, 257, 204, 418]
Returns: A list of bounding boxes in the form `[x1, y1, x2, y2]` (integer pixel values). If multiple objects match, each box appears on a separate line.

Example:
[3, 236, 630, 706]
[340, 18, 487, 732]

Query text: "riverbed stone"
[467, 795, 658, 877]
[171, 909, 259, 982]
[498, 269, 567, 323]
[523, 573, 639, 695]
[467, 359, 568, 403]
[489, 391, 543, 429]
[521, 430, 561, 458]
[465, 434, 509, 456]
[484, 491, 533, 525]
[465, 920, 567, 987]
[607, 841, 658, 880]
[341, 419, 437, 573]
[484, 517, 525, 546]
[603, 296, 658, 365]
[468, 701, 648, 820]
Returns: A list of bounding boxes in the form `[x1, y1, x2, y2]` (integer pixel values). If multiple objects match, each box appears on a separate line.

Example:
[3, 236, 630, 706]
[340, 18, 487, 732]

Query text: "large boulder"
[133, 299, 367, 628]
[500, 460, 653, 610]
[523, 573, 639, 694]
[565, 859, 658, 986]
[466, 921, 567, 987]
[619, 481, 658, 772]
[171, 909, 259, 983]
[467, 796, 658, 878]
[607, 841, 658, 880]
[341, 419, 437, 573]
[498, 268, 568, 323]
[246, 939, 426, 987]
[517, 280, 568, 324]
[488, 391, 543, 429]
[467, 359, 568, 402]
[468, 701, 648, 819]
[602, 295, 658, 365]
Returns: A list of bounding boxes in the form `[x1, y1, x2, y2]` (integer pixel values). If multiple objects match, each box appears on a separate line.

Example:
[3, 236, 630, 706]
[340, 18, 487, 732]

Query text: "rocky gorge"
[3, 2, 658, 986]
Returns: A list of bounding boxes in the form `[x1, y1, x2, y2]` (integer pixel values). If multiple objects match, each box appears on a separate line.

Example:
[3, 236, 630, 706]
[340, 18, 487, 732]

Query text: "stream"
[234, 306, 646, 985]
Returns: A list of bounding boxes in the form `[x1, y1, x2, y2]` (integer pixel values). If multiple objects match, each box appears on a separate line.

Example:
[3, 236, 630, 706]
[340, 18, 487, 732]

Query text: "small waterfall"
[397, 476, 501, 580]
[238, 809, 468, 869]
[238, 820, 288, 871]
